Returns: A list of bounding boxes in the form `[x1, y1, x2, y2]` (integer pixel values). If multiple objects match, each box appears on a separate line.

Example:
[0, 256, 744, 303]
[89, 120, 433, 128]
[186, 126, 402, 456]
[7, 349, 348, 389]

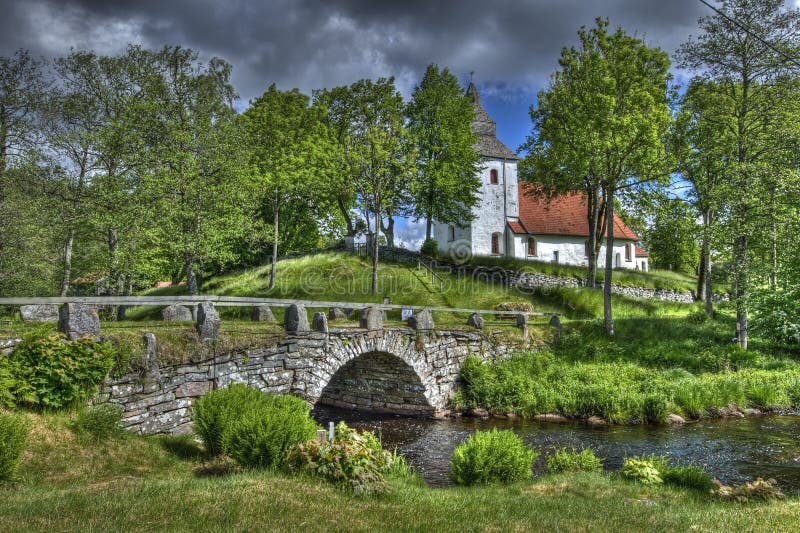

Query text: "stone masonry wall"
[378, 246, 723, 304]
[94, 328, 508, 435]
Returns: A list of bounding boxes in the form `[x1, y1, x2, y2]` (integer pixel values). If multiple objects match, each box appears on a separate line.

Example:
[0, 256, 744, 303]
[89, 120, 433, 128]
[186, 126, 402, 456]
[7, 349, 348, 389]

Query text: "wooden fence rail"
[0, 295, 556, 318]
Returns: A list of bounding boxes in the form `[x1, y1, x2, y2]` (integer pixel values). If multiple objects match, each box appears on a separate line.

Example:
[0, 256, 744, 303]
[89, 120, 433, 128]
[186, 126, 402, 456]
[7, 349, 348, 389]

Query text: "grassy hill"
[128, 252, 698, 323]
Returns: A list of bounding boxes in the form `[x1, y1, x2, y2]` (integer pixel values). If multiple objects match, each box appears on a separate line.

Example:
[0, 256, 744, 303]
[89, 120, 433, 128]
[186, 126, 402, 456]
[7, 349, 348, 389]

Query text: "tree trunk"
[769, 187, 777, 289]
[425, 216, 432, 242]
[269, 193, 279, 290]
[337, 196, 356, 237]
[701, 209, 714, 317]
[734, 231, 748, 350]
[603, 188, 615, 336]
[185, 250, 199, 296]
[60, 228, 75, 297]
[381, 215, 395, 248]
[108, 228, 121, 320]
[586, 191, 599, 287]
[696, 250, 706, 302]
[372, 207, 380, 295]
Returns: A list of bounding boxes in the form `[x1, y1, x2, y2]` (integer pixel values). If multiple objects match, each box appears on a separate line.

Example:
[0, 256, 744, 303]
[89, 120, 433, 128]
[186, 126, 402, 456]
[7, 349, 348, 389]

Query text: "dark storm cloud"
[0, 0, 707, 103]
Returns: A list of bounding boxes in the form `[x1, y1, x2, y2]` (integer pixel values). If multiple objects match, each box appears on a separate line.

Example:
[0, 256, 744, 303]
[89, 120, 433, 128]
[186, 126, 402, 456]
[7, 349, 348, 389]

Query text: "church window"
[448, 225, 455, 242]
[625, 243, 632, 261]
[527, 237, 537, 257]
[584, 240, 589, 258]
[489, 168, 498, 184]
[491, 233, 500, 255]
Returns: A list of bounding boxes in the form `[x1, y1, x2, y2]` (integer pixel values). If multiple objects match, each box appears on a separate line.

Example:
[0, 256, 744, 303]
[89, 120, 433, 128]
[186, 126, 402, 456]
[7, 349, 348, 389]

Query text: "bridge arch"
[304, 330, 444, 414]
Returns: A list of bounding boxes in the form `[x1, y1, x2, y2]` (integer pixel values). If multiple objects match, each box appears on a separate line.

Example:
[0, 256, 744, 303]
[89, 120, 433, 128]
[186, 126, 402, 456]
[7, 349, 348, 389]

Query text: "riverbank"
[2, 412, 798, 532]
[454, 314, 800, 425]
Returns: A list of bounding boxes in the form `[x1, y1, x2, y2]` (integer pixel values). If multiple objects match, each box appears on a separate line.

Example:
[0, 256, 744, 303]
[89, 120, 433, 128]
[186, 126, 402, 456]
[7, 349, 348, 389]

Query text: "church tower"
[433, 82, 520, 258]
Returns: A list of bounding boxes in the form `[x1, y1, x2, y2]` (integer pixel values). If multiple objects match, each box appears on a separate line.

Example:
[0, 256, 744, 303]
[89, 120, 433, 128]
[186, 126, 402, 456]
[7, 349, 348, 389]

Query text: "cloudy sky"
[0, 0, 741, 247]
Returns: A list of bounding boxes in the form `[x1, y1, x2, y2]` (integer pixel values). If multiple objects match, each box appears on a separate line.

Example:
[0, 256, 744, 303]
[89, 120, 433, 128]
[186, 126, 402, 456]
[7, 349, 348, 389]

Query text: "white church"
[433, 83, 649, 272]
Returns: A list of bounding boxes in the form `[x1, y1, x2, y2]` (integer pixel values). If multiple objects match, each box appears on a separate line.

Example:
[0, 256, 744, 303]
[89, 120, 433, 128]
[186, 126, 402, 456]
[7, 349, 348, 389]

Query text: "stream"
[312, 406, 800, 491]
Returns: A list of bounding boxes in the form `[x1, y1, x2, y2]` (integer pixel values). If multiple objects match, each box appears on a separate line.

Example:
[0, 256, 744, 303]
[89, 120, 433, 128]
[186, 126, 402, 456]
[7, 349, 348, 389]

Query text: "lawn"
[1, 411, 798, 533]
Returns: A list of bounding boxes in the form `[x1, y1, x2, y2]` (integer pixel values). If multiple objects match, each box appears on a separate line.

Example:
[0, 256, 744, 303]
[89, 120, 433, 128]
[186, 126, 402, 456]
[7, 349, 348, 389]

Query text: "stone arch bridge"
[99, 327, 510, 435]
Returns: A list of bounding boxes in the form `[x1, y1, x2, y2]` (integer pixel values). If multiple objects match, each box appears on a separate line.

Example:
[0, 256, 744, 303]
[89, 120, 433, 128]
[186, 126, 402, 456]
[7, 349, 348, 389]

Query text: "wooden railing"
[0, 295, 556, 318]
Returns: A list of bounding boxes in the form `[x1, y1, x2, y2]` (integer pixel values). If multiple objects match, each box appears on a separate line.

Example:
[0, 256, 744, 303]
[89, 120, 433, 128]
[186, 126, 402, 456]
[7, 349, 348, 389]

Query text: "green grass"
[2, 411, 798, 532]
[456, 313, 800, 423]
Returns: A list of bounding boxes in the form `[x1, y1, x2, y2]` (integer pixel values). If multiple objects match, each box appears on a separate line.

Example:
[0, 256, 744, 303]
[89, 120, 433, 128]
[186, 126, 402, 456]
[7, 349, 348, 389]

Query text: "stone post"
[58, 303, 100, 341]
[408, 308, 434, 331]
[359, 306, 383, 330]
[196, 303, 220, 344]
[284, 303, 310, 333]
[312, 312, 329, 333]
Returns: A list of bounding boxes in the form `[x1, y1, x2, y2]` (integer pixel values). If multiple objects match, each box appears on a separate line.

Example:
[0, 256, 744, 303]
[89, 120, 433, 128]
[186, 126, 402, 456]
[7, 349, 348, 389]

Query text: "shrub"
[420, 238, 438, 257]
[224, 393, 318, 469]
[751, 286, 800, 345]
[289, 422, 405, 495]
[662, 465, 714, 492]
[642, 393, 669, 424]
[546, 448, 603, 474]
[451, 429, 537, 486]
[620, 458, 663, 485]
[0, 411, 30, 481]
[9, 332, 116, 410]
[745, 381, 780, 409]
[72, 404, 123, 441]
[0, 357, 17, 407]
[192, 384, 270, 455]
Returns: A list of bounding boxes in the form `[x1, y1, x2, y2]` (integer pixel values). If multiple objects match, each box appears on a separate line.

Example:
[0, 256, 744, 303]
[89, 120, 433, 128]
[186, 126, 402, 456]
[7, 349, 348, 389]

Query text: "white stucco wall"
[469, 158, 518, 256]
[507, 234, 641, 270]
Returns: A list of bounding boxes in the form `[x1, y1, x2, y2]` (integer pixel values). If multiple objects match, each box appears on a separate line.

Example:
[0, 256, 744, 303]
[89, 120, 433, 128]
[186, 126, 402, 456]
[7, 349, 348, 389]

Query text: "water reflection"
[312, 406, 800, 491]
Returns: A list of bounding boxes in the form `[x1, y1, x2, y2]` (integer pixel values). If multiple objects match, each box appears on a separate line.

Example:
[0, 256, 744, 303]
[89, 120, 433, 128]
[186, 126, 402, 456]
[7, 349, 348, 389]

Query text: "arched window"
[584, 240, 590, 258]
[625, 243, 632, 261]
[527, 236, 537, 257]
[489, 168, 499, 184]
[491, 233, 501, 255]
[448, 225, 455, 242]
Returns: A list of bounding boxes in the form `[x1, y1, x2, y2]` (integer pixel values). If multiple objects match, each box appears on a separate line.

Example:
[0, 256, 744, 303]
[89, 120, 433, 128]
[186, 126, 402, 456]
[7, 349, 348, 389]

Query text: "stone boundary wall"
[376, 246, 721, 304]
[94, 327, 508, 435]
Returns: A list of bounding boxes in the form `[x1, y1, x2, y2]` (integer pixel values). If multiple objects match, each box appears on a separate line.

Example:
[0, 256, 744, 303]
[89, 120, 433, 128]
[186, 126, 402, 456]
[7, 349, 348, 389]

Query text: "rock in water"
[196, 303, 220, 343]
[312, 312, 329, 333]
[359, 306, 383, 330]
[408, 308, 434, 330]
[58, 303, 100, 341]
[20, 304, 59, 323]
[284, 304, 309, 333]
[161, 305, 192, 321]
[251, 305, 275, 322]
[467, 313, 484, 330]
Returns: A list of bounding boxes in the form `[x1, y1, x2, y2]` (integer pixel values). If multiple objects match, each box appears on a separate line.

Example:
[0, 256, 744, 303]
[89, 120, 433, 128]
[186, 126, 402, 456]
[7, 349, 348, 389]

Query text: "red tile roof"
[635, 245, 649, 257]
[507, 220, 527, 234]
[514, 184, 640, 241]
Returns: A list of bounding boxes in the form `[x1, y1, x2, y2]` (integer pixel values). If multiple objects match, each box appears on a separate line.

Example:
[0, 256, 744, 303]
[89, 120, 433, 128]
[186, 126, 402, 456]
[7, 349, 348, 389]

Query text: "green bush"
[451, 429, 537, 486]
[0, 357, 17, 407]
[192, 384, 270, 455]
[224, 393, 318, 469]
[420, 238, 438, 257]
[620, 457, 663, 485]
[8, 332, 116, 410]
[642, 393, 669, 424]
[289, 422, 406, 495]
[662, 465, 714, 492]
[72, 404, 123, 441]
[0, 411, 30, 481]
[546, 448, 603, 474]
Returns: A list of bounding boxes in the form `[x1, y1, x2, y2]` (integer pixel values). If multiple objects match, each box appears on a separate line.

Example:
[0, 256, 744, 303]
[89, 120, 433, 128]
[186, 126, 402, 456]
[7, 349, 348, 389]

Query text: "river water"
[312, 406, 800, 491]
